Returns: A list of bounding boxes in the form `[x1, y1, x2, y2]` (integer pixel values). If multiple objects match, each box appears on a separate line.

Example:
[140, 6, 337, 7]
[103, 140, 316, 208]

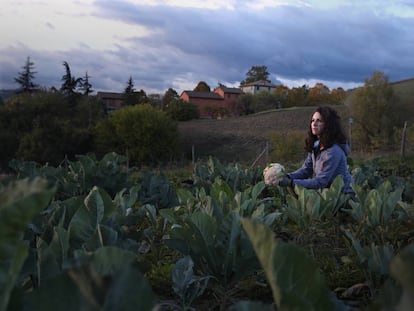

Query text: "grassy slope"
[390, 78, 414, 125]
[177, 105, 350, 165]
[177, 78, 413, 165]
[344, 78, 414, 125]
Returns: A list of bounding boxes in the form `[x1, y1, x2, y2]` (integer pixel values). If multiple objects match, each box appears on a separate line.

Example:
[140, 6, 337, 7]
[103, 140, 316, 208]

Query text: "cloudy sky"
[1, 0, 413, 95]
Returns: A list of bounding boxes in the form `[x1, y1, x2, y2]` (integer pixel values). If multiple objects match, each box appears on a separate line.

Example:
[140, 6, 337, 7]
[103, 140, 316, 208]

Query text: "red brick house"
[180, 85, 242, 118]
[96, 92, 123, 112]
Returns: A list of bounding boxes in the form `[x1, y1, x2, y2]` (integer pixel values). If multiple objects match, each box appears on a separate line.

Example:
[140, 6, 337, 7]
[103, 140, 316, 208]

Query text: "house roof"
[181, 91, 223, 100]
[96, 91, 124, 99]
[241, 80, 278, 87]
[216, 86, 243, 94]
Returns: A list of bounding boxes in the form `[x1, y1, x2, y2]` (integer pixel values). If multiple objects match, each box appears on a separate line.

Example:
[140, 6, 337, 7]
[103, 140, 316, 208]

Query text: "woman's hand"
[278, 176, 293, 187]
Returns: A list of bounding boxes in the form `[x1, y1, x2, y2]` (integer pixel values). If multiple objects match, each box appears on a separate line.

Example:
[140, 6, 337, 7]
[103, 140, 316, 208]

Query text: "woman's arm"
[288, 153, 314, 180]
[291, 146, 342, 189]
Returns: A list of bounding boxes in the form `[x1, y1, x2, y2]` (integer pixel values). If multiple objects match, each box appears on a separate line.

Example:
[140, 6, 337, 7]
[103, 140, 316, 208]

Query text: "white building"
[240, 80, 280, 94]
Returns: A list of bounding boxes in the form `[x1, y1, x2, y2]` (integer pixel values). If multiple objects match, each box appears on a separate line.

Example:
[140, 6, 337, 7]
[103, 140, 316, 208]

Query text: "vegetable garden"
[1, 153, 414, 310]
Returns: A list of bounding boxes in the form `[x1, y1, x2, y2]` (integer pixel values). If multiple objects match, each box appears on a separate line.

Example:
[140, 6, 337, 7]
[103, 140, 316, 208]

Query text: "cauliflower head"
[263, 163, 285, 186]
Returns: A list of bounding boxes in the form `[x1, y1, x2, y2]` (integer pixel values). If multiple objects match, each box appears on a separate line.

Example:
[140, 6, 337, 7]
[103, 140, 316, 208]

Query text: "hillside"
[177, 106, 350, 165]
[344, 77, 414, 125]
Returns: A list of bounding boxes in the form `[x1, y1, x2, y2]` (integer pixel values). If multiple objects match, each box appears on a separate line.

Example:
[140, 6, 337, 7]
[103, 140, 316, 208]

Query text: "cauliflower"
[263, 163, 285, 186]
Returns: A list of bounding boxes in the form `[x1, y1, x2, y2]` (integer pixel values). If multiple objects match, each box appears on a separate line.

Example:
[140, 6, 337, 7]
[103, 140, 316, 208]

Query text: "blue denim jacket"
[287, 142, 353, 193]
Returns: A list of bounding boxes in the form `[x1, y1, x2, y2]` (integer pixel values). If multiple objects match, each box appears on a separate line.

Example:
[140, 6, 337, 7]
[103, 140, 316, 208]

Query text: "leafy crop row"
[1, 154, 413, 310]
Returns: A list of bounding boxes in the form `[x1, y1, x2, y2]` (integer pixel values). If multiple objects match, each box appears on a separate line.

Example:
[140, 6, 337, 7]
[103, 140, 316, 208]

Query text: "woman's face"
[311, 111, 324, 137]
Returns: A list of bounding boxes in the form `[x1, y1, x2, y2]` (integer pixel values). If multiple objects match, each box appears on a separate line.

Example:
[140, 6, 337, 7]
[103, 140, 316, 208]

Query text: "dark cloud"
[1, 1, 413, 93]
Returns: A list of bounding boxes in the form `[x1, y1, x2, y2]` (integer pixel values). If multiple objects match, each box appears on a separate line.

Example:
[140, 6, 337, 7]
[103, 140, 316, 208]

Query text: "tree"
[350, 71, 397, 150]
[166, 99, 199, 121]
[273, 85, 289, 108]
[125, 76, 135, 94]
[235, 93, 254, 115]
[286, 85, 309, 107]
[194, 81, 211, 92]
[14, 56, 38, 93]
[80, 71, 93, 96]
[123, 77, 148, 105]
[0, 90, 102, 166]
[162, 88, 179, 110]
[135, 89, 148, 105]
[240, 65, 270, 86]
[330, 87, 347, 105]
[252, 90, 278, 112]
[307, 83, 330, 106]
[94, 104, 177, 165]
[60, 61, 82, 100]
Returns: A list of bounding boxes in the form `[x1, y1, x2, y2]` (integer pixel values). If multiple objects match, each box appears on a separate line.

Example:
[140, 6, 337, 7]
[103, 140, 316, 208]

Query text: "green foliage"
[343, 230, 395, 287]
[79, 71, 93, 95]
[193, 81, 211, 92]
[252, 90, 279, 112]
[172, 256, 211, 309]
[240, 65, 270, 86]
[9, 153, 130, 199]
[269, 130, 306, 163]
[235, 93, 254, 115]
[94, 104, 178, 166]
[14, 56, 38, 93]
[350, 71, 397, 150]
[160, 177, 275, 286]
[166, 98, 199, 121]
[204, 105, 229, 119]
[388, 244, 414, 311]
[134, 170, 179, 209]
[123, 77, 148, 106]
[0, 178, 55, 311]
[24, 254, 156, 311]
[162, 87, 179, 110]
[192, 157, 264, 193]
[1, 155, 414, 309]
[242, 218, 342, 311]
[60, 61, 82, 102]
[286, 85, 309, 107]
[0, 91, 105, 167]
[346, 180, 404, 228]
[161, 208, 261, 286]
[283, 176, 348, 228]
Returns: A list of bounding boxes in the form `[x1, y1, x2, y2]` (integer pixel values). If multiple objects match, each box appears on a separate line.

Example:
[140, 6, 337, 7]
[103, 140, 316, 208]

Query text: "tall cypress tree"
[80, 71, 93, 96]
[14, 56, 38, 93]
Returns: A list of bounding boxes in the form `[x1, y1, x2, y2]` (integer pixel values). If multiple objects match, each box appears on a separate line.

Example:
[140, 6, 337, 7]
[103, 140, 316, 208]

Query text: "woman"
[278, 106, 353, 193]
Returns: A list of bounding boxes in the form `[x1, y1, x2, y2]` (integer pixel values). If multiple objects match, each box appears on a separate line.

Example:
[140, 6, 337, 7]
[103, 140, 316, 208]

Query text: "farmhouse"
[240, 80, 280, 94]
[96, 92, 123, 113]
[180, 85, 242, 118]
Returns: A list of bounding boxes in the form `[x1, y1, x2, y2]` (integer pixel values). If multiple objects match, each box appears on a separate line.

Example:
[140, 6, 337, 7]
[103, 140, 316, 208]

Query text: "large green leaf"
[242, 218, 337, 311]
[0, 178, 55, 311]
[90, 246, 137, 275]
[36, 227, 70, 285]
[389, 244, 414, 311]
[171, 256, 211, 308]
[102, 264, 156, 311]
[229, 301, 275, 311]
[26, 262, 155, 311]
[68, 187, 112, 248]
[26, 245, 152, 311]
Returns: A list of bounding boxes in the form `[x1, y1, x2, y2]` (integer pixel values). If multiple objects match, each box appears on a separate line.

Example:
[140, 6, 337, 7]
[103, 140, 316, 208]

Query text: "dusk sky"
[1, 0, 413, 95]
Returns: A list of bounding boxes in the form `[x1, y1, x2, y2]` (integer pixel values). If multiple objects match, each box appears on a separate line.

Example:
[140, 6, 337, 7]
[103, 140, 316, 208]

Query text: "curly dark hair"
[304, 106, 348, 152]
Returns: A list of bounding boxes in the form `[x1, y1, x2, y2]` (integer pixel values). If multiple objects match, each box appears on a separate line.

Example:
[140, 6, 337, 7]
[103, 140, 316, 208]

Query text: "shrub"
[94, 104, 178, 166]
[268, 130, 306, 163]
[166, 99, 199, 121]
